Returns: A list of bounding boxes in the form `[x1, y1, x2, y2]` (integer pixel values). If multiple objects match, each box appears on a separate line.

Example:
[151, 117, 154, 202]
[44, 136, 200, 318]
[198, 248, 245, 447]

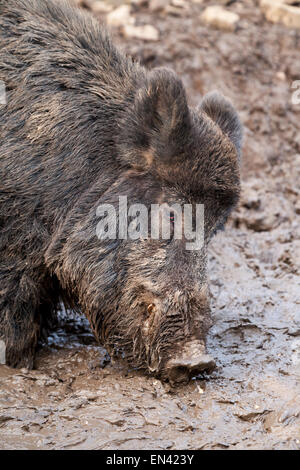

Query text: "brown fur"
[0, 0, 242, 378]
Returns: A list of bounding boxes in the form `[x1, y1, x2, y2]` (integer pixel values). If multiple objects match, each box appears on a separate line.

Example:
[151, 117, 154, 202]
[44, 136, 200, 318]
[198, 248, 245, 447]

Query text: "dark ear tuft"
[117, 68, 191, 168]
[199, 91, 243, 157]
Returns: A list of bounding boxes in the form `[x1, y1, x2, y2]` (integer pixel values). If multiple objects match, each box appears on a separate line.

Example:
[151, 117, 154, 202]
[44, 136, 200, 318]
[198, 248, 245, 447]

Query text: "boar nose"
[165, 340, 216, 385]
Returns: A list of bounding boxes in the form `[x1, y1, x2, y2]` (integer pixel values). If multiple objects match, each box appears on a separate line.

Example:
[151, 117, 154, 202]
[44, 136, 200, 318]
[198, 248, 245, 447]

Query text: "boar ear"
[199, 91, 243, 158]
[117, 68, 191, 168]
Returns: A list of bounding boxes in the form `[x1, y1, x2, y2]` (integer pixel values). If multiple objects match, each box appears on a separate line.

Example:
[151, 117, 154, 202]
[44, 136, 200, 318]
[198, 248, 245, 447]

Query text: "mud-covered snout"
[164, 340, 216, 385]
[140, 286, 214, 383]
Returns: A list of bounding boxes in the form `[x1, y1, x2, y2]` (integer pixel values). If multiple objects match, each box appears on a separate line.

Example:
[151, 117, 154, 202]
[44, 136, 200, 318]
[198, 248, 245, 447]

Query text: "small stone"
[196, 383, 204, 394]
[88, 1, 114, 14]
[106, 5, 135, 28]
[260, 0, 300, 29]
[123, 24, 159, 41]
[241, 187, 261, 210]
[165, 5, 185, 16]
[201, 6, 240, 32]
[171, 0, 187, 7]
[149, 0, 169, 13]
[276, 71, 286, 81]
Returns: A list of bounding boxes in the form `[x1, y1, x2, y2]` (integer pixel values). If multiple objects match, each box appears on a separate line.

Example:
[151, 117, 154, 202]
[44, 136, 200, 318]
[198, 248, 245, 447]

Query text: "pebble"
[106, 5, 135, 28]
[201, 6, 240, 32]
[82, 0, 114, 13]
[260, 0, 300, 29]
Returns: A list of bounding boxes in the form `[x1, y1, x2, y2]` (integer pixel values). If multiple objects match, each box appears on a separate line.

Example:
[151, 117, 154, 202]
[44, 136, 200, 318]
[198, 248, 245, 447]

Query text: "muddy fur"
[0, 0, 242, 376]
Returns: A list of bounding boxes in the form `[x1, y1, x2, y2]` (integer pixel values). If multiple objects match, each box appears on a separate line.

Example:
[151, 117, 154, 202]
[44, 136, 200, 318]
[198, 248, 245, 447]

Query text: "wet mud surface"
[0, 0, 299, 450]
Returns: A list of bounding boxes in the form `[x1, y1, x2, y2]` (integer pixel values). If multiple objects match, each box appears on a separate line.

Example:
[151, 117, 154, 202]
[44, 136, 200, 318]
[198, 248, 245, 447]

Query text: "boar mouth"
[141, 302, 216, 384]
[163, 340, 216, 385]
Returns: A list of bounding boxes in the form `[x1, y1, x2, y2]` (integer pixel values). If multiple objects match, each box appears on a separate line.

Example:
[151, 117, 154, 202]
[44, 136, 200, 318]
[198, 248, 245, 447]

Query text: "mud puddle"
[0, 224, 299, 450]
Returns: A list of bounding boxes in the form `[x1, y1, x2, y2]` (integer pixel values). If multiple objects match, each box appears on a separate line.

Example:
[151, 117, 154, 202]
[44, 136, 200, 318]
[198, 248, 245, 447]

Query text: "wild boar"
[0, 0, 242, 383]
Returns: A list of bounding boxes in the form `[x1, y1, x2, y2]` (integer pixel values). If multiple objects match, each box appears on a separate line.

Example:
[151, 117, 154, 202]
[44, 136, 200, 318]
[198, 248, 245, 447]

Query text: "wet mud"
[0, 0, 299, 450]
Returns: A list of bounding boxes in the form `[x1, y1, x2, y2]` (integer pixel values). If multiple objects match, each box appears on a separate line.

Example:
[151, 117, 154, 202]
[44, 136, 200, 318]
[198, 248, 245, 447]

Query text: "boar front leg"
[0, 259, 45, 368]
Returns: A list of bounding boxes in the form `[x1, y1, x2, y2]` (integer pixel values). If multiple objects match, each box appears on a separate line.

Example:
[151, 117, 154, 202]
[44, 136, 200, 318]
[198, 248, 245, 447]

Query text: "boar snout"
[164, 340, 216, 385]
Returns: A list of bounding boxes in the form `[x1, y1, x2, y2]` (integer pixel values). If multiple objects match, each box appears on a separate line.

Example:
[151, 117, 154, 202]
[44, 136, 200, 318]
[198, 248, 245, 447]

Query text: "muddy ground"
[0, 0, 299, 450]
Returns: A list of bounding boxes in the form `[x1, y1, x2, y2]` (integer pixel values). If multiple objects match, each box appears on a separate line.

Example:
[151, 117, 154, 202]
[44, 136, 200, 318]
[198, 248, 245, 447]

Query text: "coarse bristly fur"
[0, 0, 242, 380]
